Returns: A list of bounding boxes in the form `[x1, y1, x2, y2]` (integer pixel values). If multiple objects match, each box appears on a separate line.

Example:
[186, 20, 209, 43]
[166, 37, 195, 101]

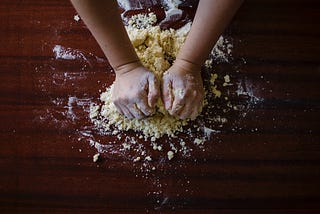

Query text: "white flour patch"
[236, 79, 264, 106]
[53, 45, 79, 60]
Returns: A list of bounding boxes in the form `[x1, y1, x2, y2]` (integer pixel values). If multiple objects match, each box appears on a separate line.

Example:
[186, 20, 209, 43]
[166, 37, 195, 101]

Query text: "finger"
[137, 88, 154, 116]
[178, 103, 193, 120]
[169, 85, 187, 116]
[191, 91, 205, 120]
[128, 103, 144, 119]
[147, 75, 160, 108]
[113, 102, 125, 115]
[190, 104, 201, 120]
[162, 75, 173, 111]
[176, 92, 195, 119]
[136, 100, 153, 116]
[169, 99, 185, 117]
[184, 91, 202, 120]
[122, 106, 134, 119]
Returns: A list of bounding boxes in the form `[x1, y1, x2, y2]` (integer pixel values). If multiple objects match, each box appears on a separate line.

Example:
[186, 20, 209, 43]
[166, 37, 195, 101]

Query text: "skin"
[70, 0, 243, 120]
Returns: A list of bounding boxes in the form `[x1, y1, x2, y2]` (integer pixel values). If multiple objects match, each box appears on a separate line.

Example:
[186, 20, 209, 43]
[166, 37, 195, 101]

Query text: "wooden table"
[1, 0, 319, 213]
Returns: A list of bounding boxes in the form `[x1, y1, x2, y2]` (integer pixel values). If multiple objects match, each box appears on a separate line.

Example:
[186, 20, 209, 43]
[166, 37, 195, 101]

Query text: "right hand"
[112, 62, 160, 119]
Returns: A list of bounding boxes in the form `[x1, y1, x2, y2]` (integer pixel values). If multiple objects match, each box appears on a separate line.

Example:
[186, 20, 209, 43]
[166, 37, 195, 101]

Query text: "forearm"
[177, 0, 243, 65]
[70, 0, 139, 71]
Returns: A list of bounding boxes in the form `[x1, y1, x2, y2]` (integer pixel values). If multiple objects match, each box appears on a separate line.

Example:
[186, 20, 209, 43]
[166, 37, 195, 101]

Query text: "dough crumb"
[167, 151, 174, 160]
[210, 73, 221, 98]
[93, 153, 100, 162]
[223, 74, 232, 87]
[224, 75, 230, 83]
[194, 138, 205, 146]
[128, 13, 157, 29]
[133, 156, 141, 162]
[145, 156, 152, 161]
[74, 14, 80, 22]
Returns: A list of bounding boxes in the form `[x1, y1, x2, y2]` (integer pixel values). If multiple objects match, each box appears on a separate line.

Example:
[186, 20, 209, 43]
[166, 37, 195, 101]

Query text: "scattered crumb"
[194, 138, 205, 146]
[145, 156, 152, 161]
[122, 142, 131, 150]
[128, 13, 157, 29]
[224, 75, 230, 83]
[210, 73, 218, 84]
[93, 153, 100, 162]
[211, 85, 221, 98]
[167, 151, 174, 160]
[133, 156, 141, 162]
[74, 14, 81, 22]
[223, 74, 232, 87]
[204, 58, 213, 69]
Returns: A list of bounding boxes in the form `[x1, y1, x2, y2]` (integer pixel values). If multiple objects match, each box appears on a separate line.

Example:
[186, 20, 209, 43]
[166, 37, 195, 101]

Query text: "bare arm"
[70, 0, 160, 119]
[163, 0, 243, 119]
[70, 0, 139, 70]
[177, 0, 244, 65]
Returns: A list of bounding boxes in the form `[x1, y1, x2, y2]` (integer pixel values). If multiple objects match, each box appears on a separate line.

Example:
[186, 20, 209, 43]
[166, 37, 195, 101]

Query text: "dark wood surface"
[1, 0, 320, 213]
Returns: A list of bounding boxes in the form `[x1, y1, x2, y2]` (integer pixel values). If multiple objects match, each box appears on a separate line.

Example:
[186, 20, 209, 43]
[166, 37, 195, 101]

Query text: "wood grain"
[0, 0, 319, 213]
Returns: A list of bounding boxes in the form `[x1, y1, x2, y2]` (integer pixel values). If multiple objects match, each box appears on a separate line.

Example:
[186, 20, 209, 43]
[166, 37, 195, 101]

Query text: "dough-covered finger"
[113, 102, 125, 115]
[136, 100, 153, 116]
[169, 86, 187, 115]
[182, 90, 203, 119]
[162, 76, 173, 111]
[147, 75, 160, 108]
[169, 98, 185, 117]
[128, 103, 144, 119]
[178, 103, 193, 120]
[189, 104, 202, 120]
[122, 106, 134, 119]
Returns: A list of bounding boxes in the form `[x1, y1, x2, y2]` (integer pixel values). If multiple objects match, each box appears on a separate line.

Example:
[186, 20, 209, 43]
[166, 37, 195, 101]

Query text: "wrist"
[173, 58, 202, 73]
[114, 60, 142, 75]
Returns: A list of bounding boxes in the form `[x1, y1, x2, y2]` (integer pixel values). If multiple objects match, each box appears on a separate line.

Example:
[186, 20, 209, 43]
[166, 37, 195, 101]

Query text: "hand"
[162, 59, 204, 120]
[112, 62, 160, 119]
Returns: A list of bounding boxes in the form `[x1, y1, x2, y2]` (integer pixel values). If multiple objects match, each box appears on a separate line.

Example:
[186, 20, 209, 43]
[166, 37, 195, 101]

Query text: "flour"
[93, 153, 100, 162]
[204, 36, 233, 67]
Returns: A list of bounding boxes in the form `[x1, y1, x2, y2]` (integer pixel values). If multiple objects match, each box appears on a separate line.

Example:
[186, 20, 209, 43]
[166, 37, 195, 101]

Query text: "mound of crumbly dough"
[91, 13, 192, 139]
[126, 19, 191, 80]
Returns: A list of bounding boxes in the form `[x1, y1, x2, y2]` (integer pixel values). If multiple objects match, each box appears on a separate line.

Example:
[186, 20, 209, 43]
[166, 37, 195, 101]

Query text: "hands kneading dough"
[71, 0, 242, 121]
[113, 60, 204, 120]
